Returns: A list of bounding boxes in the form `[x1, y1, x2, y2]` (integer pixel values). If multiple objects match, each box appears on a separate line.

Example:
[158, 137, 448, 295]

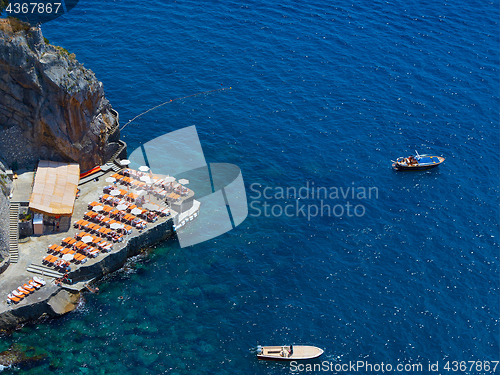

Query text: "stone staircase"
[109, 139, 127, 165]
[103, 162, 121, 173]
[26, 264, 63, 279]
[9, 203, 19, 263]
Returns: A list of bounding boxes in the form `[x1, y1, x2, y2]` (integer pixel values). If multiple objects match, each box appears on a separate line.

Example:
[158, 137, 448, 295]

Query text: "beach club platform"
[0, 161, 200, 317]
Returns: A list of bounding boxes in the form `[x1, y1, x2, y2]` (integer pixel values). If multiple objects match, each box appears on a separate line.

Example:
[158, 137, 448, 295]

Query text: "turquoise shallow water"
[1, 0, 499, 373]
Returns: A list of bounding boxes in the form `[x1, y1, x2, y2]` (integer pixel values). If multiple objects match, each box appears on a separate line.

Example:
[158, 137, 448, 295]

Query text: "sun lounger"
[12, 290, 24, 298]
[53, 245, 64, 255]
[33, 276, 46, 286]
[84, 211, 98, 220]
[48, 243, 58, 253]
[63, 237, 77, 246]
[101, 243, 113, 251]
[86, 223, 96, 232]
[28, 280, 41, 289]
[7, 294, 22, 303]
[88, 201, 101, 209]
[74, 219, 86, 228]
[73, 253, 87, 263]
[23, 284, 35, 292]
[75, 232, 87, 240]
[61, 247, 77, 256]
[43, 255, 58, 265]
[10, 292, 23, 300]
[17, 287, 30, 295]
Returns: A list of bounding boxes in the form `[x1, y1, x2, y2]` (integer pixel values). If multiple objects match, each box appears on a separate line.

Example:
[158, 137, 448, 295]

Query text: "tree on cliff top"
[0, 1, 8, 12]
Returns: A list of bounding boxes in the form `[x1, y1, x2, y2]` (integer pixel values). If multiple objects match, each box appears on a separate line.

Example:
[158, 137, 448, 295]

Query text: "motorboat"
[256, 345, 324, 361]
[392, 151, 445, 171]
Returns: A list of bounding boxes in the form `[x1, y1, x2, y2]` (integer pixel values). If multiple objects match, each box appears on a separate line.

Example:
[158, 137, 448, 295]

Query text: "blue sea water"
[2, 0, 499, 373]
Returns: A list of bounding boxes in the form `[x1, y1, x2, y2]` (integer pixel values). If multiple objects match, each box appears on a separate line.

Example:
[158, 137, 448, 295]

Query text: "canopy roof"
[29, 161, 80, 216]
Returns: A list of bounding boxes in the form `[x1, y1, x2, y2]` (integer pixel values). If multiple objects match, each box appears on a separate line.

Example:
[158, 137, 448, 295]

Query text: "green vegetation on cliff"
[0, 1, 8, 13]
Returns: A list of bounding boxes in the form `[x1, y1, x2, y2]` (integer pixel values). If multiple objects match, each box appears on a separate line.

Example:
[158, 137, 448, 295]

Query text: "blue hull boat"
[392, 152, 445, 171]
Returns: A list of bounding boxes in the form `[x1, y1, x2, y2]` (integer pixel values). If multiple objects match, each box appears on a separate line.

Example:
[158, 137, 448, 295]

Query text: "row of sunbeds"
[90, 199, 157, 222]
[97, 195, 167, 220]
[78, 214, 128, 241]
[42, 254, 73, 270]
[84, 205, 148, 230]
[43, 229, 116, 268]
[112, 170, 186, 200]
[7, 277, 46, 304]
[103, 185, 145, 202]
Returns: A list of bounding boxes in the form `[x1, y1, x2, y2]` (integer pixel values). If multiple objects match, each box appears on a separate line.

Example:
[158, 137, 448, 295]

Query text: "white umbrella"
[120, 159, 131, 165]
[178, 178, 189, 185]
[110, 223, 124, 230]
[131, 208, 142, 215]
[105, 177, 116, 183]
[164, 176, 175, 183]
[139, 166, 150, 172]
[116, 204, 127, 211]
[62, 254, 74, 261]
[132, 189, 146, 197]
[143, 203, 157, 210]
[140, 176, 151, 184]
[81, 236, 93, 243]
[110, 190, 120, 196]
[92, 205, 104, 212]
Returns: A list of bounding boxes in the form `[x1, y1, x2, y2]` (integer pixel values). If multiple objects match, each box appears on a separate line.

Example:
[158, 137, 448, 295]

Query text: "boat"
[392, 151, 445, 171]
[256, 345, 324, 361]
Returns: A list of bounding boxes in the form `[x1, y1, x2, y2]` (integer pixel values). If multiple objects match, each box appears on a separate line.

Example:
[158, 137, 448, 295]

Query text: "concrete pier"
[0, 167, 198, 331]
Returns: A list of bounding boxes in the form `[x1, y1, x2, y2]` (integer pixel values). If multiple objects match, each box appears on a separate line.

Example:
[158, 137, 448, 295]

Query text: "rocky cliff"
[0, 19, 121, 171]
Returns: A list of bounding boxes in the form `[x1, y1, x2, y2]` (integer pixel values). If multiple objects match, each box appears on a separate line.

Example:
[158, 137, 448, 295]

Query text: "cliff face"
[0, 20, 121, 171]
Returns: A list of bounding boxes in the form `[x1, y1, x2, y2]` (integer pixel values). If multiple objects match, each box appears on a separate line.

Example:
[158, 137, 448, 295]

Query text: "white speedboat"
[256, 345, 324, 361]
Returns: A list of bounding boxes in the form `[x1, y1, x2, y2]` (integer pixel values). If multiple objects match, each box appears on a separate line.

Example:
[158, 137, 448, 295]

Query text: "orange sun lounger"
[53, 245, 64, 255]
[63, 237, 77, 246]
[88, 201, 101, 209]
[23, 284, 35, 292]
[73, 253, 87, 263]
[43, 255, 58, 265]
[84, 211, 98, 219]
[17, 287, 31, 295]
[8, 294, 22, 303]
[92, 236, 103, 245]
[48, 243, 58, 252]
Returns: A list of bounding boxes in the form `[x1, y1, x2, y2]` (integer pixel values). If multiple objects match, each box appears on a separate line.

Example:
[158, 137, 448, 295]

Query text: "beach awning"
[29, 161, 80, 216]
